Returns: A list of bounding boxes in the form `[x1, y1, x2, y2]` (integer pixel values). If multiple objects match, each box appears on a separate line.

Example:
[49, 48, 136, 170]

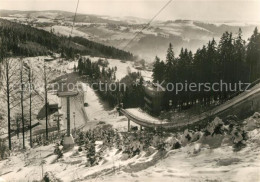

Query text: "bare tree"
[0, 58, 20, 150]
[39, 59, 57, 142]
[44, 60, 49, 141]
[29, 65, 33, 147]
[31, 58, 55, 142]
[23, 61, 34, 148]
[20, 59, 25, 149]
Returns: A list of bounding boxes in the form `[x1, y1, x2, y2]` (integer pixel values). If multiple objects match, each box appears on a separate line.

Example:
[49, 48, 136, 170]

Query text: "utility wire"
[122, 0, 173, 50]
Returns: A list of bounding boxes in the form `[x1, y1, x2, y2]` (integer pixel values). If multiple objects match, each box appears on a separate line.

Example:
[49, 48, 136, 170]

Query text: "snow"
[211, 21, 260, 27]
[82, 83, 109, 121]
[78, 82, 132, 131]
[1, 111, 260, 182]
[47, 93, 61, 107]
[43, 25, 91, 38]
[107, 59, 152, 81]
[101, 132, 260, 182]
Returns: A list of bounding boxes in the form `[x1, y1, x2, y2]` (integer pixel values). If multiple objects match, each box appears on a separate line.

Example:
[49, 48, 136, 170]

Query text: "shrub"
[0, 138, 9, 160]
[54, 144, 63, 159]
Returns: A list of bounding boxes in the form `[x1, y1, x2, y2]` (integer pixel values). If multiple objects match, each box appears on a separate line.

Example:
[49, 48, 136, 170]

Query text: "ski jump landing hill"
[120, 83, 260, 130]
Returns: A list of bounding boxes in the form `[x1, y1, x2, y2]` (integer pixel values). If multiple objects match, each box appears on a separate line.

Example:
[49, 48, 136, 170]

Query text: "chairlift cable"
[68, 0, 80, 48]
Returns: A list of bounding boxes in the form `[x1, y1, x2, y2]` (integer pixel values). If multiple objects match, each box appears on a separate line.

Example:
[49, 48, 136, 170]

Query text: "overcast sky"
[0, 0, 260, 21]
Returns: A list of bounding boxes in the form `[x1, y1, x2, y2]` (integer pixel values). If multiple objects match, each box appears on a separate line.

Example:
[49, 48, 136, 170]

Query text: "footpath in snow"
[81, 82, 110, 121]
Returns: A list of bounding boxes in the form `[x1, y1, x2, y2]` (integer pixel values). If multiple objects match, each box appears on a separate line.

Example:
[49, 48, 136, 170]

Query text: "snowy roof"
[144, 83, 165, 97]
[48, 93, 61, 106]
[57, 91, 78, 97]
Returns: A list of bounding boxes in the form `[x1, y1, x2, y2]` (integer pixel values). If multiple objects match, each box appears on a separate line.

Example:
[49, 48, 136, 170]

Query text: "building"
[144, 83, 165, 115]
[37, 93, 61, 120]
[48, 93, 62, 112]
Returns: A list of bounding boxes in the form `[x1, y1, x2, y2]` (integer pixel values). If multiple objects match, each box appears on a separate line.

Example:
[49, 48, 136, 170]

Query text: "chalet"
[48, 93, 61, 111]
[144, 83, 165, 115]
[134, 65, 143, 70]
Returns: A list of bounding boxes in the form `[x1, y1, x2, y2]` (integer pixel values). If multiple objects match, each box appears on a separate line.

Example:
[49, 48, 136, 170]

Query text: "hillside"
[0, 18, 134, 60]
[1, 109, 260, 181]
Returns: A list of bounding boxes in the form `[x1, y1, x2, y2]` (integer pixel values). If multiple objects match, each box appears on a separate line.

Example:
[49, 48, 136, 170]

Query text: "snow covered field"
[1, 120, 260, 182]
[83, 56, 152, 81]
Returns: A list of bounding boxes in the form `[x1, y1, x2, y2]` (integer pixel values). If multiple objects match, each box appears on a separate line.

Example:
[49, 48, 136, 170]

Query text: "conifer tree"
[247, 27, 260, 82]
[165, 43, 175, 83]
[152, 56, 165, 82]
[234, 28, 247, 83]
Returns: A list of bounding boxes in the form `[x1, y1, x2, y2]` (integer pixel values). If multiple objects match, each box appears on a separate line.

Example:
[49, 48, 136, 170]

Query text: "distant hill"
[0, 18, 133, 60]
[0, 10, 127, 25]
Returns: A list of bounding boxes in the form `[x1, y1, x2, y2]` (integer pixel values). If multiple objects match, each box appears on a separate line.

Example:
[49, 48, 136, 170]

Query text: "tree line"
[153, 28, 260, 110]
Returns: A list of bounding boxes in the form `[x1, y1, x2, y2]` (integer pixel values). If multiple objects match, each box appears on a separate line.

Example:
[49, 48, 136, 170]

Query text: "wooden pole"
[73, 112, 76, 136]
[20, 59, 25, 149]
[67, 97, 70, 137]
[57, 115, 60, 133]
[29, 67, 32, 148]
[6, 60, 11, 150]
[128, 118, 130, 132]
[44, 60, 48, 141]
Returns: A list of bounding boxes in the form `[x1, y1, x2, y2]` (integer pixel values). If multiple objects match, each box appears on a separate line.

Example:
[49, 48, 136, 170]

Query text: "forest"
[153, 28, 260, 110]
